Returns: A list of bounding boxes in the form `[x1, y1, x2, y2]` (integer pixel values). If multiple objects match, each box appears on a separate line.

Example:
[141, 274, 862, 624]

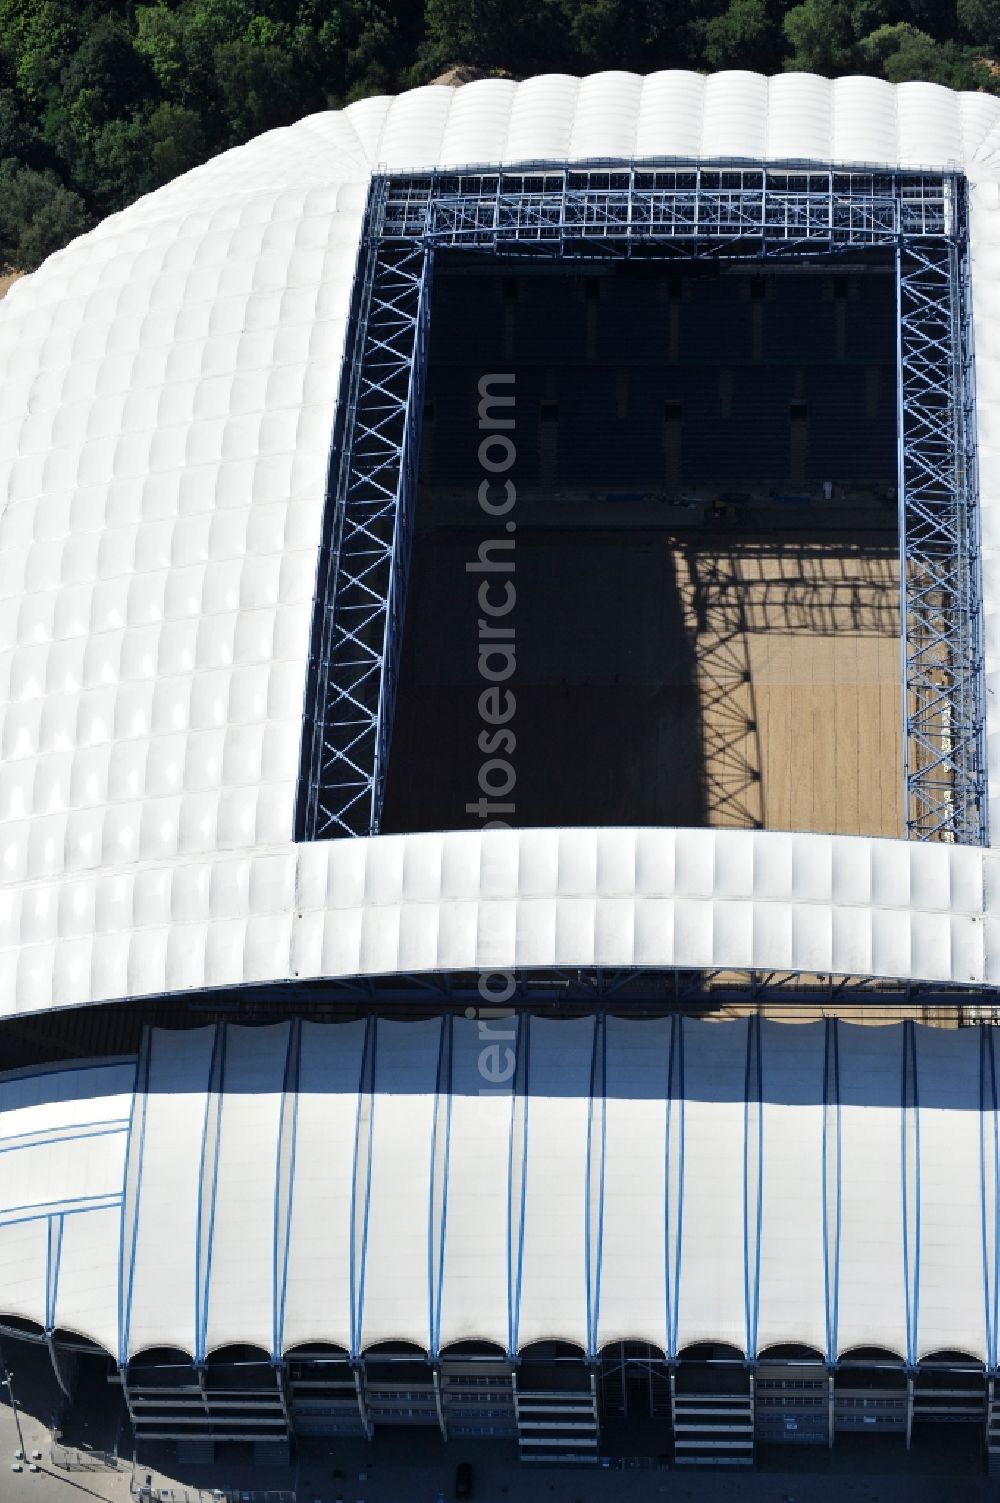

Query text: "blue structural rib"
[272, 1021, 302, 1363]
[585, 1015, 606, 1360]
[194, 1026, 227, 1367]
[980, 1027, 1000, 1372]
[505, 1016, 529, 1360]
[664, 1014, 685, 1362]
[427, 1016, 452, 1360]
[822, 1019, 843, 1364]
[742, 1016, 763, 1362]
[900, 1020, 921, 1368]
[349, 1017, 377, 1359]
[117, 1030, 152, 1367]
[45, 1214, 63, 1336]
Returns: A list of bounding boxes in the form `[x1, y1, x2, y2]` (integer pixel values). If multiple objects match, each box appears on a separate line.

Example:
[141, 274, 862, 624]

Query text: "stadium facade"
[5, 71, 1000, 1468]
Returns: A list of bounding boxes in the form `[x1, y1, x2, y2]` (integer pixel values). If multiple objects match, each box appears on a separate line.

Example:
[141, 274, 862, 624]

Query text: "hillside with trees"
[2, 0, 1000, 272]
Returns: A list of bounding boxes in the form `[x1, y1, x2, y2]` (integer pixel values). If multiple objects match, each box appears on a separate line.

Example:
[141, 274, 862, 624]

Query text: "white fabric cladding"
[1, 1017, 999, 1367]
[0, 76, 1000, 1014]
[0, 826, 994, 1016]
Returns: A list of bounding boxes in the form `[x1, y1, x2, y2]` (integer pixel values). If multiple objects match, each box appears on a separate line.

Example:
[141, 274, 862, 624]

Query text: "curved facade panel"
[2, 73, 1000, 1015]
[0, 828, 990, 1016]
[2, 1017, 998, 1366]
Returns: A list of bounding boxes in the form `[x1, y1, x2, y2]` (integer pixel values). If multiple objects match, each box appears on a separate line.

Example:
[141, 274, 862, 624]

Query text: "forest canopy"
[2, 0, 1000, 270]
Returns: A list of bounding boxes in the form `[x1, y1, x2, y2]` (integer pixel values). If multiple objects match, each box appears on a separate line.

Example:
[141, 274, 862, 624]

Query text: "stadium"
[6, 69, 1000, 1477]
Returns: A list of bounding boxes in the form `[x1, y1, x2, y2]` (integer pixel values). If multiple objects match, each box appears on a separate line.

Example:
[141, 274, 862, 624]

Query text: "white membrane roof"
[0, 1016, 997, 1366]
[3, 74, 1000, 1013]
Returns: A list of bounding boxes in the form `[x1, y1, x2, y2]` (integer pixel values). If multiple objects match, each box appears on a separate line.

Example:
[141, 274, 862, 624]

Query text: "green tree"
[783, 0, 857, 70]
[858, 21, 940, 78]
[0, 1, 83, 110]
[0, 162, 91, 269]
[858, 21, 989, 84]
[421, 0, 563, 77]
[322, 0, 425, 99]
[213, 38, 300, 140]
[91, 116, 157, 207]
[0, 86, 43, 164]
[134, 5, 194, 103]
[148, 101, 207, 183]
[559, 0, 699, 73]
[704, 0, 784, 70]
[957, 0, 1000, 48]
[61, 14, 155, 127]
[2, 0, 1000, 276]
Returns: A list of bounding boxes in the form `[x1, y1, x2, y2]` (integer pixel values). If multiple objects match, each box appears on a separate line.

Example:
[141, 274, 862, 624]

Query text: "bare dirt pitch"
[679, 535, 901, 839]
[385, 510, 902, 843]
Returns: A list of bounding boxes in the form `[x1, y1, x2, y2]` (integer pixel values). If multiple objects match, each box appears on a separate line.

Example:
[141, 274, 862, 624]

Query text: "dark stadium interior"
[381, 256, 901, 837]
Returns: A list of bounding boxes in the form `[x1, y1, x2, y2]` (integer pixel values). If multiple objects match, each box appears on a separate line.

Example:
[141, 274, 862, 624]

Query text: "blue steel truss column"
[300, 183, 434, 838]
[897, 227, 986, 843]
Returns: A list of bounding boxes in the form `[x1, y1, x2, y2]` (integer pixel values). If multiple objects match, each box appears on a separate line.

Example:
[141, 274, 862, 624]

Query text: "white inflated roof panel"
[2, 74, 1000, 1013]
[756, 1021, 827, 1356]
[435, 1011, 515, 1353]
[202, 1023, 287, 1357]
[597, 1017, 671, 1354]
[279, 1019, 367, 1356]
[358, 1017, 442, 1352]
[123, 1026, 216, 1360]
[516, 1017, 594, 1351]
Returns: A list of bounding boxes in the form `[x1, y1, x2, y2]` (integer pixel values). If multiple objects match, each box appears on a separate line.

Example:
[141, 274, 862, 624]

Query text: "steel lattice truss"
[297, 165, 986, 844]
[897, 240, 985, 841]
[381, 166, 953, 257]
[299, 184, 433, 838]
